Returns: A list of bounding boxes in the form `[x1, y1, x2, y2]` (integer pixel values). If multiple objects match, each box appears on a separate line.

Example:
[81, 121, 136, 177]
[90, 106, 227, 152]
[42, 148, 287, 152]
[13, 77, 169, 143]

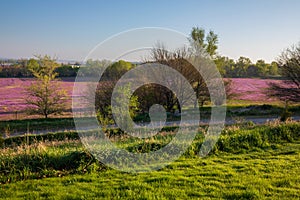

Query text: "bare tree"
[148, 43, 210, 112]
[268, 43, 300, 102]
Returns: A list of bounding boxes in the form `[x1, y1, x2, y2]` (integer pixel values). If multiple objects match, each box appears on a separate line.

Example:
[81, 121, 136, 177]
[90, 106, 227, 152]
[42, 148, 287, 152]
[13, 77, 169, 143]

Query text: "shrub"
[215, 122, 300, 153]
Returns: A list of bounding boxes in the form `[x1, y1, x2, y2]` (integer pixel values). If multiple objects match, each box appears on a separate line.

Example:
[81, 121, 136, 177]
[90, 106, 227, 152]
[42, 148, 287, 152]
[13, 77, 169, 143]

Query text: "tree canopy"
[25, 55, 67, 118]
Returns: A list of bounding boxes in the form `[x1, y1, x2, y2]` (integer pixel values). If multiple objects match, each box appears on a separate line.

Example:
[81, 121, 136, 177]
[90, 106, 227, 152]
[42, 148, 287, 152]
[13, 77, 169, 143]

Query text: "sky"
[1, 0, 300, 63]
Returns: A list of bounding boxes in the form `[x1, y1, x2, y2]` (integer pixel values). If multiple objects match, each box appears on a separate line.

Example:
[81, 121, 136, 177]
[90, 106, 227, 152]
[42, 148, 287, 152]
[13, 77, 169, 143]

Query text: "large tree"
[189, 27, 218, 58]
[26, 55, 67, 118]
[149, 44, 212, 111]
[268, 43, 300, 102]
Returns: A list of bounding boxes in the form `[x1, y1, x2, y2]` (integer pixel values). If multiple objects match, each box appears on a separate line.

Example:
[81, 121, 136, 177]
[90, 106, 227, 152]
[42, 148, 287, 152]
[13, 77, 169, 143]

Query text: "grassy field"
[0, 142, 299, 199]
[0, 121, 299, 199]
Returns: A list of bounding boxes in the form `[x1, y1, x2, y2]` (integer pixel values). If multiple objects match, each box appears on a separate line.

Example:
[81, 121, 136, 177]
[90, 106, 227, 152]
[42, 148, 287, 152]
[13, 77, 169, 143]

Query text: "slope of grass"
[0, 142, 299, 199]
[0, 121, 299, 199]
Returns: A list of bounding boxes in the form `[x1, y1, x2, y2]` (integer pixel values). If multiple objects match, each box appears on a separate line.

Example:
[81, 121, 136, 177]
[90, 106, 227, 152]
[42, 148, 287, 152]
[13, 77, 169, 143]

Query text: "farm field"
[0, 77, 295, 120]
[0, 78, 74, 113]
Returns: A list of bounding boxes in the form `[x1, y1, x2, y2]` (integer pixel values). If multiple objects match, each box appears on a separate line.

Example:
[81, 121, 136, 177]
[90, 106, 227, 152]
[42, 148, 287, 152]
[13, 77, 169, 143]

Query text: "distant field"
[229, 78, 286, 102]
[0, 77, 293, 120]
[0, 78, 76, 120]
[0, 78, 74, 112]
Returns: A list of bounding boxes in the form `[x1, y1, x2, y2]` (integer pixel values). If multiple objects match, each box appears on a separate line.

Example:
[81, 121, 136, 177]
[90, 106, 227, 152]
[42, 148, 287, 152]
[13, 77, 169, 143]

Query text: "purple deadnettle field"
[0, 77, 290, 117]
[229, 78, 289, 101]
[0, 78, 74, 114]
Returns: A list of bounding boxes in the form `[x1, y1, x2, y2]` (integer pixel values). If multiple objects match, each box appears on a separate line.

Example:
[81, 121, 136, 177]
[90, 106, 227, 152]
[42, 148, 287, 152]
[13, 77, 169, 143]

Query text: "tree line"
[0, 59, 79, 78]
[215, 56, 279, 78]
[0, 27, 279, 79]
[10, 27, 300, 120]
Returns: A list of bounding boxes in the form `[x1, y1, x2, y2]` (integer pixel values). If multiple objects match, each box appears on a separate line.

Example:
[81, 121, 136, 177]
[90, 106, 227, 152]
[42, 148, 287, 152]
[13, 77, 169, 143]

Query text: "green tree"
[189, 27, 218, 58]
[268, 61, 279, 76]
[92, 60, 136, 122]
[234, 56, 252, 77]
[255, 59, 268, 77]
[214, 56, 235, 77]
[26, 55, 67, 118]
[104, 60, 133, 81]
[96, 83, 140, 131]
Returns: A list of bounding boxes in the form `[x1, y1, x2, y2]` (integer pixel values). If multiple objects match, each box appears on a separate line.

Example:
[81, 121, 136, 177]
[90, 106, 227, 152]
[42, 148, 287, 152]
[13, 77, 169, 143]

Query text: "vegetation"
[0, 121, 299, 199]
[0, 59, 79, 78]
[1, 27, 300, 199]
[189, 27, 218, 58]
[1, 144, 300, 199]
[269, 42, 300, 103]
[25, 55, 67, 118]
[1, 103, 299, 136]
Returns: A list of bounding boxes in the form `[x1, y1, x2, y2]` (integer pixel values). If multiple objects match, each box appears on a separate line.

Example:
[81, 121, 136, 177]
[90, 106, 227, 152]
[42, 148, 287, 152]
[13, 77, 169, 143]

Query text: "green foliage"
[55, 65, 78, 77]
[96, 83, 140, 132]
[215, 56, 280, 78]
[1, 137, 300, 199]
[215, 122, 300, 153]
[26, 55, 67, 118]
[0, 141, 105, 184]
[190, 27, 218, 57]
[27, 55, 59, 80]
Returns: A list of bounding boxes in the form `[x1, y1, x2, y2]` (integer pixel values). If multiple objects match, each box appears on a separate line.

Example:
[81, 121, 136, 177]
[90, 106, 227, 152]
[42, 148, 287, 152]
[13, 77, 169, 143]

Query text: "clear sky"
[1, 0, 300, 63]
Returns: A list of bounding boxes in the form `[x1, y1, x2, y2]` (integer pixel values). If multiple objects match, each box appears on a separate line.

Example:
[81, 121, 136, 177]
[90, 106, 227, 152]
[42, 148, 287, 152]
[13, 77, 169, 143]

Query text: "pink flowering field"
[229, 78, 285, 102]
[0, 78, 74, 114]
[0, 77, 289, 118]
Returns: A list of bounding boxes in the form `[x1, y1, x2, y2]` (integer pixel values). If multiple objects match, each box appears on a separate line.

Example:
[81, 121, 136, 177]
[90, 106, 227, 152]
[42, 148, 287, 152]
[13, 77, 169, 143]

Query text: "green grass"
[0, 142, 299, 199]
[0, 121, 299, 199]
[0, 118, 75, 136]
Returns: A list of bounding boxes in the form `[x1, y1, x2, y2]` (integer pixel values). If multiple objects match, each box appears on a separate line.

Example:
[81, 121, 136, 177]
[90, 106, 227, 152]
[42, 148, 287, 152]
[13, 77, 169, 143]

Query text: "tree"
[277, 43, 300, 88]
[149, 44, 211, 111]
[91, 60, 136, 121]
[26, 55, 67, 118]
[189, 27, 218, 58]
[268, 42, 300, 106]
[255, 59, 269, 77]
[268, 61, 279, 76]
[214, 56, 236, 77]
[234, 56, 252, 77]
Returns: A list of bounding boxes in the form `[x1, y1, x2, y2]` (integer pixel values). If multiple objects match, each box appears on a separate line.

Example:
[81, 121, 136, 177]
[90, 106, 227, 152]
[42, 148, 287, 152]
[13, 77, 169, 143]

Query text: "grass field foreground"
[0, 121, 299, 199]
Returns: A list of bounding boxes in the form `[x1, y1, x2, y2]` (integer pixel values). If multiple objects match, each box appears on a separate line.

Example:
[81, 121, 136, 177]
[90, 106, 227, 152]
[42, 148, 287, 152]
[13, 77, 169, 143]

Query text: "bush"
[280, 110, 292, 122]
[215, 122, 300, 153]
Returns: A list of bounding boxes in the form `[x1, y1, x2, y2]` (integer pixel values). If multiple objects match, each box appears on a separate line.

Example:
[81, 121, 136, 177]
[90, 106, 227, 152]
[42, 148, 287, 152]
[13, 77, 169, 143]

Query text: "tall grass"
[0, 140, 105, 183]
[0, 121, 299, 183]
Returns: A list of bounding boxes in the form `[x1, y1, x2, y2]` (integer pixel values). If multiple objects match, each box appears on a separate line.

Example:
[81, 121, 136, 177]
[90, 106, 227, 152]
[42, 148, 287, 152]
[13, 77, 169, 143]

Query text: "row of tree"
[22, 27, 300, 120]
[0, 27, 278, 79]
[0, 60, 78, 78]
[215, 56, 279, 78]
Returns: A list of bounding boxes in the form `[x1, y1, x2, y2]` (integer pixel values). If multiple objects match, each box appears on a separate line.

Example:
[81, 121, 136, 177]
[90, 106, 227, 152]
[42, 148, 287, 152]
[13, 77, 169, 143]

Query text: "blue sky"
[1, 0, 300, 62]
